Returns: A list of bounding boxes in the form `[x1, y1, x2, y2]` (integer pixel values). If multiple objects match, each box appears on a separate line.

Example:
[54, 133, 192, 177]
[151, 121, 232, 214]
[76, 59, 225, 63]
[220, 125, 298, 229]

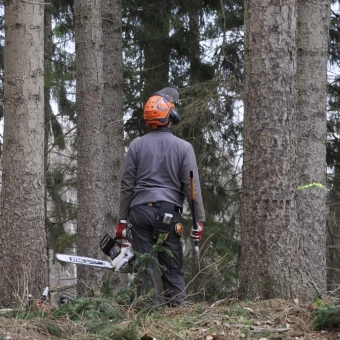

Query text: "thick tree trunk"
[101, 0, 126, 287]
[101, 0, 124, 233]
[0, 0, 47, 308]
[239, 0, 299, 300]
[296, 1, 330, 296]
[75, 0, 124, 295]
[75, 0, 105, 294]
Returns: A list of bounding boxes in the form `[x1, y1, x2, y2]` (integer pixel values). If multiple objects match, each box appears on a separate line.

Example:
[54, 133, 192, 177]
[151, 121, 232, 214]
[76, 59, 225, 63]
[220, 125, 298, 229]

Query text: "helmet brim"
[153, 87, 179, 103]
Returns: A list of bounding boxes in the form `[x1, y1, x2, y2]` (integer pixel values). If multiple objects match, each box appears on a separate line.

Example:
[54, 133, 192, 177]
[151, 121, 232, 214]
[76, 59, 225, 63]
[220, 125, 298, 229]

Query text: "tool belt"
[146, 202, 182, 242]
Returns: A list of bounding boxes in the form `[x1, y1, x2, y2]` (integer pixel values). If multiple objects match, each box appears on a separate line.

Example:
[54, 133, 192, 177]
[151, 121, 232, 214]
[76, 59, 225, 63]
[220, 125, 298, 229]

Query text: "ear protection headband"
[153, 87, 182, 124]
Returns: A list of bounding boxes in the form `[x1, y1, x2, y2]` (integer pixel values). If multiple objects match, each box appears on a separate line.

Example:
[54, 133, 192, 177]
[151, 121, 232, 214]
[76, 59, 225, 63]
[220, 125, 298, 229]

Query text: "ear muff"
[169, 108, 181, 124]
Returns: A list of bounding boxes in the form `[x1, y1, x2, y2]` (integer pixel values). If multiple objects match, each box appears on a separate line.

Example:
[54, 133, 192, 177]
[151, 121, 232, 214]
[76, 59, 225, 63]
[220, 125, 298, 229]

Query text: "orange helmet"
[143, 87, 181, 129]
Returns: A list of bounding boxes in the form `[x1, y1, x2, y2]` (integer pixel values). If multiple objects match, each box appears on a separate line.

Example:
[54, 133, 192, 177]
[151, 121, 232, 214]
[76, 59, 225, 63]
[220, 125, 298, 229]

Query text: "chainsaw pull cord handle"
[190, 171, 199, 252]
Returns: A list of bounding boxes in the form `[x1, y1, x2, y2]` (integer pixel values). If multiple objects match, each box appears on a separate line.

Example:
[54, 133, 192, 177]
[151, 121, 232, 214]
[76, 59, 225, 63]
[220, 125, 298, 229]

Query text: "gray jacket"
[119, 127, 205, 222]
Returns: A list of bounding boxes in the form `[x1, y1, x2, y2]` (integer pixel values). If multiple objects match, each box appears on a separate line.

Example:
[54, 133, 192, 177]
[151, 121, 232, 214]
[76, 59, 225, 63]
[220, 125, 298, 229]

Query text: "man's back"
[122, 126, 193, 209]
[118, 88, 205, 223]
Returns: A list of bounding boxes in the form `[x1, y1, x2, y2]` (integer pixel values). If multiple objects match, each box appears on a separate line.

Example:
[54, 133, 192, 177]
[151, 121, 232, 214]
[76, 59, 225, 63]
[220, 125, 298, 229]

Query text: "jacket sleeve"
[181, 144, 205, 222]
[119, 145, 137, 219]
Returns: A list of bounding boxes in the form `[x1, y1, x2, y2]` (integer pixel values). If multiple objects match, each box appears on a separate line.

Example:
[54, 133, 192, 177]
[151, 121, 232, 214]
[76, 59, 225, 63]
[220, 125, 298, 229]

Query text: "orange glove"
[116, 220, 127, 239]
[191, 222, 204, 241]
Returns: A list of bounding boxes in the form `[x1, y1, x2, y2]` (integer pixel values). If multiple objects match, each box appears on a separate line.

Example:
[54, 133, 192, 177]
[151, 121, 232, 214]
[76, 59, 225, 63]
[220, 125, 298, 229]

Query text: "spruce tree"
[0, 0, 48, 308]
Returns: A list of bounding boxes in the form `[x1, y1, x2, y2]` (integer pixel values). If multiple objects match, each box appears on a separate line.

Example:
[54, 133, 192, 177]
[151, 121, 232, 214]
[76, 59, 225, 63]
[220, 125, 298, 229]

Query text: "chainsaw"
[56, 231, 135, 274]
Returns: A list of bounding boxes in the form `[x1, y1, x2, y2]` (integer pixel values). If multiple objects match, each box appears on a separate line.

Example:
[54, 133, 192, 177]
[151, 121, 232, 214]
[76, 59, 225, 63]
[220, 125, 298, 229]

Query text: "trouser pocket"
[152, 202, 180, 243]
[152, 214, 173, 242]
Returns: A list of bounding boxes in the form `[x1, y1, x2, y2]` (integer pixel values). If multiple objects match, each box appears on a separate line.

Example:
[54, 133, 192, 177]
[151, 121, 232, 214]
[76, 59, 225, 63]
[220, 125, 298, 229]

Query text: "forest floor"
[0, 296, 339, 340]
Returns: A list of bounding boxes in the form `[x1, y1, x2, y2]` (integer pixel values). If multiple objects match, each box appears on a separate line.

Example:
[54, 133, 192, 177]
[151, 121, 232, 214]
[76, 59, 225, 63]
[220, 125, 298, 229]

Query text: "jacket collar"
[150, 126, 175, 135]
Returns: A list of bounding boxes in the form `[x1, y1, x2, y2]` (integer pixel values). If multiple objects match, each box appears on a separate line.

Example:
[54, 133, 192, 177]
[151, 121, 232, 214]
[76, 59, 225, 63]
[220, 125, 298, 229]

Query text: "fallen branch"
[251, 327, 290, 333]
[224, 323, 290, 334]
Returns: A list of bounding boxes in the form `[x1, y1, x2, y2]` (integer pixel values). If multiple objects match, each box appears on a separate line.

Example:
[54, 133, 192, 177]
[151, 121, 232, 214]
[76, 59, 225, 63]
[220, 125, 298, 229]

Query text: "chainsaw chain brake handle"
[100, 232, 135, 273]
[100, 232, 131, 257]
[100, 233, 117, 257]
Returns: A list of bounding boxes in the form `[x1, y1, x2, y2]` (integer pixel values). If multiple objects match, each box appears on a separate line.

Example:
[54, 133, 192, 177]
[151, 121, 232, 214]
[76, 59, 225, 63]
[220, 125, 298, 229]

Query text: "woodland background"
[0, 0, 338, 313]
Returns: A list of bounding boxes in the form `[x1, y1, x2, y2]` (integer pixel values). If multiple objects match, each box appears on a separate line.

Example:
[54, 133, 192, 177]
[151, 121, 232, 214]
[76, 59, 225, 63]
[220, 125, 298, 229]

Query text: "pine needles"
[311, 305, 340, 330]
[50, 296, 136, 337]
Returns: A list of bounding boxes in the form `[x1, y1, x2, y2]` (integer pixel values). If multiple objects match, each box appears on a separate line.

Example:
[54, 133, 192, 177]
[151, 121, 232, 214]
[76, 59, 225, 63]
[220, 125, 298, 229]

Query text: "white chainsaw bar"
[56, 254, 114, 269]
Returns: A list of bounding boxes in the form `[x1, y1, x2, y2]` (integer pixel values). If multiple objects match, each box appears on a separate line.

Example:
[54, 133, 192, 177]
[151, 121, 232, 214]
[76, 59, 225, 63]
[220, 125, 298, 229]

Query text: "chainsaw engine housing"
[100, 233, 134, 273]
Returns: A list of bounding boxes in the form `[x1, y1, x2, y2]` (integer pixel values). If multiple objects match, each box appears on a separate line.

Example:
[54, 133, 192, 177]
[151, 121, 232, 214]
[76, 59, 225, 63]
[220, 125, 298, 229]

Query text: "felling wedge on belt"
[190, 170, 200, 268]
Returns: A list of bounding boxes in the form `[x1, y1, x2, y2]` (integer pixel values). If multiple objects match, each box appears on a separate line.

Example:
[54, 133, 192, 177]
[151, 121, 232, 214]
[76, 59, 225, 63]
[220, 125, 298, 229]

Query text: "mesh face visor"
[153, 87, 179, 103]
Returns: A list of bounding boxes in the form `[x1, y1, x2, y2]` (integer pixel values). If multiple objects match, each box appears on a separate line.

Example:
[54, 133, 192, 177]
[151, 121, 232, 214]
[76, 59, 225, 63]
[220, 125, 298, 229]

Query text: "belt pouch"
[152, 202, 175, 242]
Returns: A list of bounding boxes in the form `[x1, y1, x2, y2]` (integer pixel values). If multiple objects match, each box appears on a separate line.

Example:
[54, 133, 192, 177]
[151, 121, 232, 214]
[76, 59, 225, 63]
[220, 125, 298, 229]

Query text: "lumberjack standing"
[116, 87, 205, 306]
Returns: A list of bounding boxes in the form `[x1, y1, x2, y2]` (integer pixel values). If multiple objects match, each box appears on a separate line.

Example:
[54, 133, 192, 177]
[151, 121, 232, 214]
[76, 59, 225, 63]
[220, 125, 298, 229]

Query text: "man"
[116, 87, 205, 306]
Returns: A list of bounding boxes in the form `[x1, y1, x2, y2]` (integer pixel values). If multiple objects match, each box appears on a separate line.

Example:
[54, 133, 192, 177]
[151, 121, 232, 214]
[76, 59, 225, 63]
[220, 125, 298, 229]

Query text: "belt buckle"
[148, 202, 153, 207]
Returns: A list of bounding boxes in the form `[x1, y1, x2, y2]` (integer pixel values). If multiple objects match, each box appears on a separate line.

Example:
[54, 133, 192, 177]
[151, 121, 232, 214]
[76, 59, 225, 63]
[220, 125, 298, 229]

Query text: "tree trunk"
[239, 0, 299, 300]
[75, 0, 124, 295]
[142, 0, 170, 100]
[101, 0, 124, 232]
[0, 0, 47, 308]
[189, 0, 202, 85]
[44, 0, 53, 265]
[327, 180, 340, 293]
[296, 0, 330, 297]
[297, 0, 330, 298]
[101, 0, 126, 287]
[75, 0, 104, 295]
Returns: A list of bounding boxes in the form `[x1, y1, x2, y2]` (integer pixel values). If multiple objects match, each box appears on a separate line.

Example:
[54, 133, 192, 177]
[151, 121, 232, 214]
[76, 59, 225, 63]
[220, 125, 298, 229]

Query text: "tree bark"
[189, 0, 202, 85]
[75, 0, 104, 294]
[296, 0, 330, 297]
[44, 0, 53, 272]
[101, 0, 125, 287]
[0, 0, 47, 308]
[142, 0, 170, 100]
[75, 0, 124, 295]
[101, 0, 124, 234]
[239, 0, 299, 300]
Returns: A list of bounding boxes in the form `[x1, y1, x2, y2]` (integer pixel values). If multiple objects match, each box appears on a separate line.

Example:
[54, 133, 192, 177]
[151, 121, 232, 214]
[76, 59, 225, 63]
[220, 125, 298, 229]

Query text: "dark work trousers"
[130, 203, 187, 307]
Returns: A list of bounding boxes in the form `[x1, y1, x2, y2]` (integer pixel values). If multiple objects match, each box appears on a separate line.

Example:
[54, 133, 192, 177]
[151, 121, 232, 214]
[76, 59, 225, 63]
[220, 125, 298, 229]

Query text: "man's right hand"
[116, 220, 127, 239]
